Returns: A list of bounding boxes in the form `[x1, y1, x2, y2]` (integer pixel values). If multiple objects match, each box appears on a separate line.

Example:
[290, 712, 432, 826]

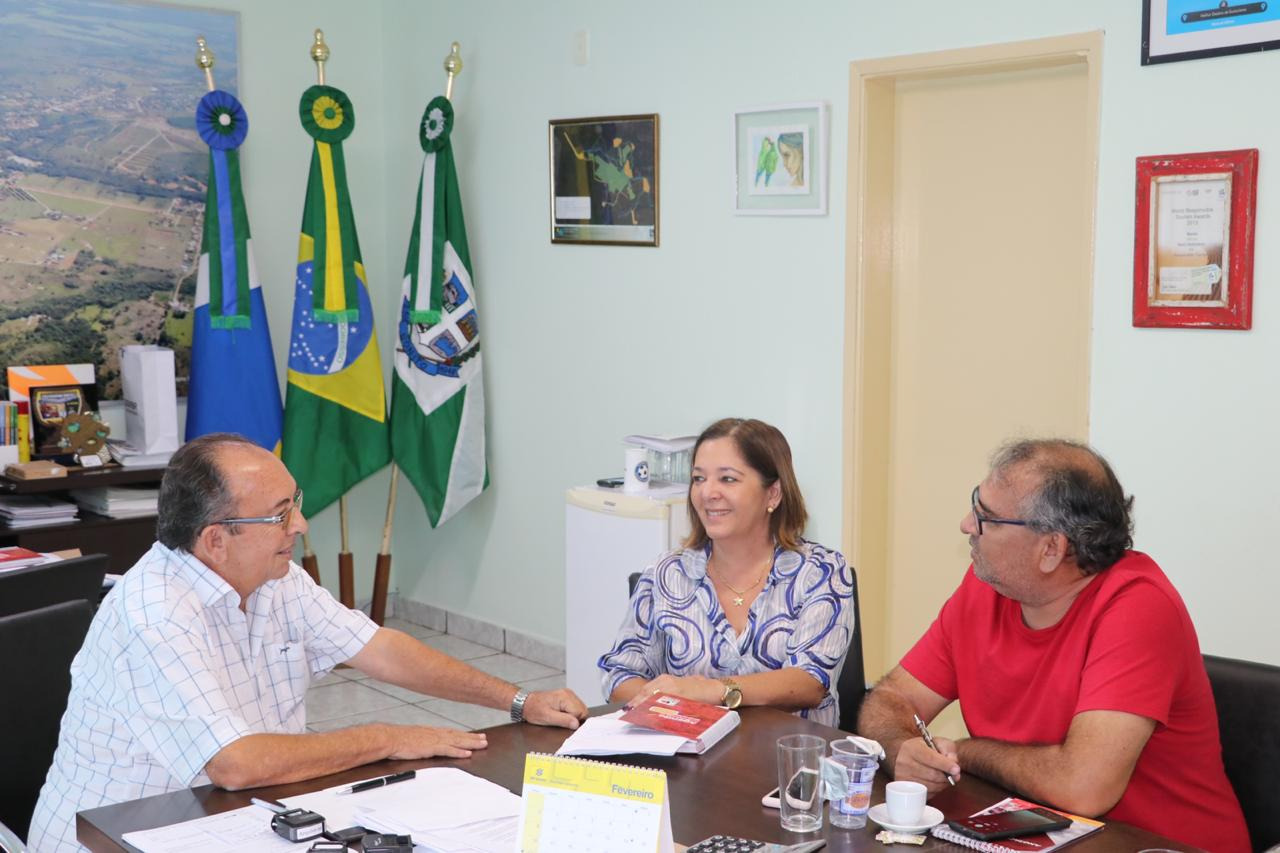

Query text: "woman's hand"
[628, 673, 725, 706]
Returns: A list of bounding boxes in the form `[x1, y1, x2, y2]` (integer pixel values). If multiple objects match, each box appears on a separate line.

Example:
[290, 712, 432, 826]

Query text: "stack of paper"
[283, 768, 520, 853]
[107, 439, 174, 468]
[70, 484, 159, 517]
[0, 494, 78, 528]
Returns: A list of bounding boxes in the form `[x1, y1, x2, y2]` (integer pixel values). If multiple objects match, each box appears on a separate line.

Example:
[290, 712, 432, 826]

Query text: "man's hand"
[386, 725, 489, 760]
[893, 735, 961, 794]
[630, 674, 724, 706]
[522, 688, 588, 729]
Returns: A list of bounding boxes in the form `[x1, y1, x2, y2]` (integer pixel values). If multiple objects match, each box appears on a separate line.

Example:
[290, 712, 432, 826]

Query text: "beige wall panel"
[847, 35, 1101, 739]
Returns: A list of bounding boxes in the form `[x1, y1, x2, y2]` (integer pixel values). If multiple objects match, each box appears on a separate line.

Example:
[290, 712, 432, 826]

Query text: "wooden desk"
[0, 466, 162, 573]
[77, 707, 1197, 852]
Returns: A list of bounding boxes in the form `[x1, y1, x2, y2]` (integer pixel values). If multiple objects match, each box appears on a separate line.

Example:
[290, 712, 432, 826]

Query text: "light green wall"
[167, 0, 1278, 664]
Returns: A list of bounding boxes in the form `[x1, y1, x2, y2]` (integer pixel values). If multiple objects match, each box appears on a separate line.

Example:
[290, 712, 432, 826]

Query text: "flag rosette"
[299, 85, 354, 143]
[419, 96, 452, 152]
[196, 90, 248, 150]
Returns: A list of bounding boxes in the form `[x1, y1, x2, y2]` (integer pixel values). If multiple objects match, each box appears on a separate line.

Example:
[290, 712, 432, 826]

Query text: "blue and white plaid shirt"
[598, 540, 855, 727]
[29, 542, 376, 852]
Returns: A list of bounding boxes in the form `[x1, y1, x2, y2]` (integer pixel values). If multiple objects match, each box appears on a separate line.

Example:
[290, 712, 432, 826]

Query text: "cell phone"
[596, 476, 625, 488]
[947, 807, 1072, 841]
[761, 766, 820, 810]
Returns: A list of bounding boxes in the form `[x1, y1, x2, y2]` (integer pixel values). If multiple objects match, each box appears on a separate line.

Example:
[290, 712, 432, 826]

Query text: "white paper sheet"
[555, 710, 690, 756]
[121, 804, 296, 853]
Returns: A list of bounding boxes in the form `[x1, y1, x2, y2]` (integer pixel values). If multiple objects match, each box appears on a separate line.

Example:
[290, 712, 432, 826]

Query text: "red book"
[0, 546, 47, 571]
[619, 692, 740, 754]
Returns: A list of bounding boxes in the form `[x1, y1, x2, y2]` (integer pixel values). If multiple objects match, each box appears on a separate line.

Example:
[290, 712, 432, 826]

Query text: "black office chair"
[836, 565, 866, 733]
[0, 599, 95, 842]
[627, 571, 641, 598]
[1204, 654, 1280, 852]
[0, 553, 108, 618]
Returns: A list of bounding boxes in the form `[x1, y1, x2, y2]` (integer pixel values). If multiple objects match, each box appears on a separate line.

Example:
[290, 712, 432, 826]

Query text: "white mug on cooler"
[622, 446, 650, 493]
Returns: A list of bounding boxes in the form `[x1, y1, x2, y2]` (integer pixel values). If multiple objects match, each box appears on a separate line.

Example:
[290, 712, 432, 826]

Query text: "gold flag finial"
[311, 29, 330, 85]
[195, 36, 216, 92]
[443, 41, 462, 101]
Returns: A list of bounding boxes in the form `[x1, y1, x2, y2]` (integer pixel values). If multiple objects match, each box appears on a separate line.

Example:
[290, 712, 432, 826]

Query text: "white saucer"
[866, 803, 944, 834]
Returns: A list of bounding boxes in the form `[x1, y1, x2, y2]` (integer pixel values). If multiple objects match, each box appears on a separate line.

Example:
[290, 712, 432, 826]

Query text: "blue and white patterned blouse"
[598, 540, 855, 727]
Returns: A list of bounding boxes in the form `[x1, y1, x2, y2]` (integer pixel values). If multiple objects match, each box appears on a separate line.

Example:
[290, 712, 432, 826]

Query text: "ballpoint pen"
[913, 713, 956, 786]
[336, 769, 417, 795]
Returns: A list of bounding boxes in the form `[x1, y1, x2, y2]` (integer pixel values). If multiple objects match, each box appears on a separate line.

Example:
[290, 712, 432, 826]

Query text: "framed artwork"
[732, 102, 827, 215]
[1133, 149, 1258, 330]
[0, 0, 239, 400]
[549, 114, 659, 246]
[1143, 0, 1280, 65]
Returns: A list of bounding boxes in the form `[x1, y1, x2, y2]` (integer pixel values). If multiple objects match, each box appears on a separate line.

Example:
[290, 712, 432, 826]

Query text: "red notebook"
[0, 546, 46, 571]
[619, 692, 740, 754]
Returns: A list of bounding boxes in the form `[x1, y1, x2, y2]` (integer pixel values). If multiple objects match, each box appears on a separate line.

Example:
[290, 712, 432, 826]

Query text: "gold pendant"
[733, 595, 744, 606]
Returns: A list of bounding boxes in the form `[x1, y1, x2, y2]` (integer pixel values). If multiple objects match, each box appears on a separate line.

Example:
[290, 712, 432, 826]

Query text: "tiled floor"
[305, 617, 565, 733]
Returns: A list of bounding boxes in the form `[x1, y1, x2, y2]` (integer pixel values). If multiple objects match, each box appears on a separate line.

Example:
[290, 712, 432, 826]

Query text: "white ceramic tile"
[446, 612, 505, 650]
[307, 702, 461, 733]
[384, 617, 442, 640]
[517, 673, 568, 692]
[306, 680, 403, 723]
[362, 678, 433, 704]
[396, 597, 447, 632]
[418, 698, 512, 731]
[468, 653, 559, 684]
[504, 630, 565, 670]
[422, 634, 501, 661]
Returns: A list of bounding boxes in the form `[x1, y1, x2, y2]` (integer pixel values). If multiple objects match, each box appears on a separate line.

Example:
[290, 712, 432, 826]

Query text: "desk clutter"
[69, 484, 159, 518]
[0, 495, 78, 528]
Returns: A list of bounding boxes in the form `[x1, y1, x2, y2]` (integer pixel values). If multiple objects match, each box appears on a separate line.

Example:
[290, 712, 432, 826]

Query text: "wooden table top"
[77, 706, 1198, 852]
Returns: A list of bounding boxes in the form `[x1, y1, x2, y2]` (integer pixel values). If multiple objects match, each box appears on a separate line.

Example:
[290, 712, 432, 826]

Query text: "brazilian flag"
[281, 85, 389, 516]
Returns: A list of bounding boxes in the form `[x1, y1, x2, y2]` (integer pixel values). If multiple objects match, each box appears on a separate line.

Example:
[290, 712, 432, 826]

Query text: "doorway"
[843, 33, 1102, 735]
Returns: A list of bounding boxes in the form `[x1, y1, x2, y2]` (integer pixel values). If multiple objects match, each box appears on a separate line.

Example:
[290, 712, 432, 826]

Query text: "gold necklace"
[710, 554, 770, 606]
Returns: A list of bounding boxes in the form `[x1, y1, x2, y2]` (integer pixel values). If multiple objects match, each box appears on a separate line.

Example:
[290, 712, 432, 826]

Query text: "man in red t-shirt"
[857, 439, 1249, 853]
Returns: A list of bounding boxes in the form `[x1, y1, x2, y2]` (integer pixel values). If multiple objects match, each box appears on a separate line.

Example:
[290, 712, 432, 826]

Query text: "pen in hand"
[913, 713, 956, 786]
[337, 769, 417, 795]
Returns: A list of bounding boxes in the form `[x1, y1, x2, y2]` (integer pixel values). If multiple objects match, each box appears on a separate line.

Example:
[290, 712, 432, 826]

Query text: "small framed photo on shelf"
[732, 102, 827, 216]
[549, 114, 659, 246]
[1133, 149, 1257, 330]
[1142, 0, 1280, 65]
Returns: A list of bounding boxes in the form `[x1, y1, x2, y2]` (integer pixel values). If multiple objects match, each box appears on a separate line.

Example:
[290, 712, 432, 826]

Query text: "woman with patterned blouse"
[598, 418, 856, 727]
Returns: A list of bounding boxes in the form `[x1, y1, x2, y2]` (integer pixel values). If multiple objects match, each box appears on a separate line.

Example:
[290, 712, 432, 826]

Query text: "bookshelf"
[0, 466, 164, 572]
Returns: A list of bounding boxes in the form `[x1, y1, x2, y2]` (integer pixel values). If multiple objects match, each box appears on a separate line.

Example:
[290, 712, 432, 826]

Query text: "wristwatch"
[719, 678, 743, 710]
[510, 689, 530, 722]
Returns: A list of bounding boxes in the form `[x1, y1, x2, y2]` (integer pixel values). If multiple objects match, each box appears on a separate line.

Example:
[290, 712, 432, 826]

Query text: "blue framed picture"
[1143, 0, 1280, 64]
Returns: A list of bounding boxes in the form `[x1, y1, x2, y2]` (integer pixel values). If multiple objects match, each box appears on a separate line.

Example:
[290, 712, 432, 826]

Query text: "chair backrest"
[836, 565, 866, 733]
[1204, 653, 1280, 852]
[0, 599, 95, 842]
[627, 571, 641, 598]
[0, 553, 108, 618]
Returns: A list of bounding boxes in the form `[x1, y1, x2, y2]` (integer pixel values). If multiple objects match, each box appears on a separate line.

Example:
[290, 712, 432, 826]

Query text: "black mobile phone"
[596, 476, 625, 488]
[947, 807, 1072, 841]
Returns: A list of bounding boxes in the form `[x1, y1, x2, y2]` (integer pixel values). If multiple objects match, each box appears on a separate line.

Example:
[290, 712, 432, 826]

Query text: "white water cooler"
[564, 483, 690, 702]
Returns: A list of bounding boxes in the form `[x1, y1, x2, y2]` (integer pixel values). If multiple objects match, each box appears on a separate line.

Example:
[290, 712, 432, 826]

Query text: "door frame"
[842, 32, 1104, 682]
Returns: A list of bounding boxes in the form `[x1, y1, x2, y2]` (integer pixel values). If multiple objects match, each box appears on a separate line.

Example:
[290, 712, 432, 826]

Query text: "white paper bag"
[121, 345, 179, 454]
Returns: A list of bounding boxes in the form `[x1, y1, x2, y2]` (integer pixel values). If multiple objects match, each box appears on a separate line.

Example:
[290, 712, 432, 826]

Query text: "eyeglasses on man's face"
[215, 488, 303, 528]
[970, 485, 1030, 536]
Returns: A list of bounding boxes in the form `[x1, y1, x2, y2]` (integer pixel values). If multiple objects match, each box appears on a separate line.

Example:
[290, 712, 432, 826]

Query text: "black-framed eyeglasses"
[970, 485, 1029, 536]
[215, 488, 303, 528]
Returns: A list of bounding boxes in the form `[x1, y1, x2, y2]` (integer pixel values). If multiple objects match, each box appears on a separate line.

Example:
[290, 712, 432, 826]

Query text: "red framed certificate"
[1133, 149, 1258, 330]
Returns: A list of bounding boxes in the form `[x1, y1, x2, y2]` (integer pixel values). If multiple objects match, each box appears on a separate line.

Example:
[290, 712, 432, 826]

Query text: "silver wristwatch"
[510, 689, 530, 722]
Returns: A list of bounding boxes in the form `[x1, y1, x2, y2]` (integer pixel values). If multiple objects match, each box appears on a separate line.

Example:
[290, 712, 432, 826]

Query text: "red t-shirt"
[901, 551, 1248, 853]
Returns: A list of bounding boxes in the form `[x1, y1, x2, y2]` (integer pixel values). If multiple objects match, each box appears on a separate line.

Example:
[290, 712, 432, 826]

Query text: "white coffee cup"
[885, 780, 927, 825]
[622, 446, 650, 493]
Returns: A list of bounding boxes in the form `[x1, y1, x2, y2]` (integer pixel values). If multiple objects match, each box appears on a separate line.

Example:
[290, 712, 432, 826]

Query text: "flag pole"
[308, 27, 355, 607]
[370, 41, 464, 626]
[194, 36, 216, 92]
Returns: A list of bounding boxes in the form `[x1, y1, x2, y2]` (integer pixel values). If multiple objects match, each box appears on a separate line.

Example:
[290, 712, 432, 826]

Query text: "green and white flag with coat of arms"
[390, 96, 488, 527]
